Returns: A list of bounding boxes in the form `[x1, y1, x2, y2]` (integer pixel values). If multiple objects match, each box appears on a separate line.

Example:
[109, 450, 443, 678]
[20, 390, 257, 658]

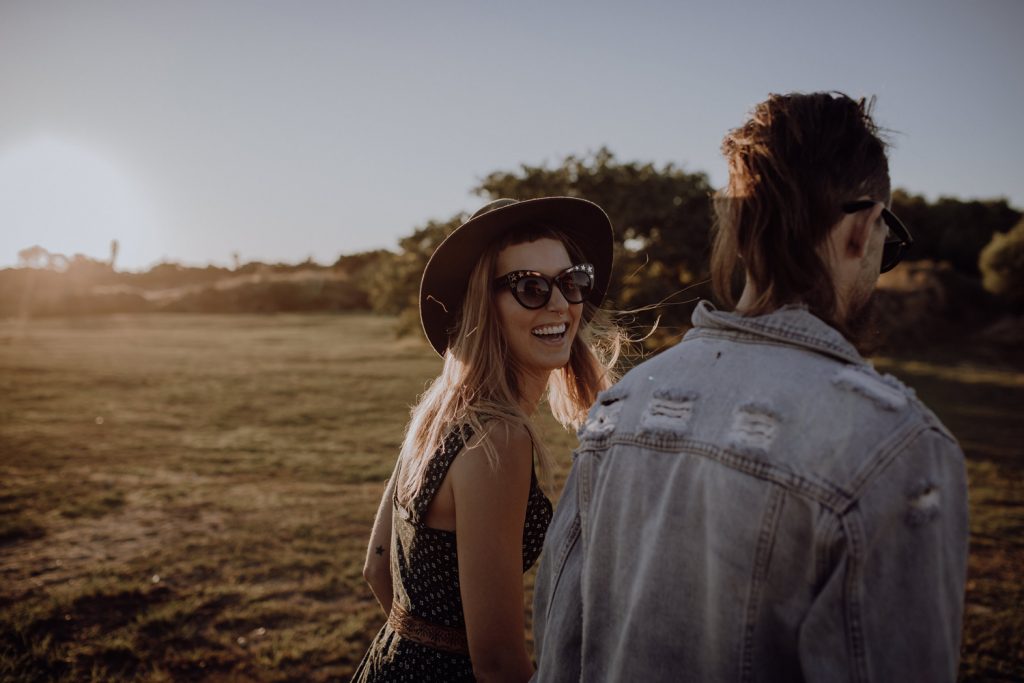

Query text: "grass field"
[0, 314, 1021, 681]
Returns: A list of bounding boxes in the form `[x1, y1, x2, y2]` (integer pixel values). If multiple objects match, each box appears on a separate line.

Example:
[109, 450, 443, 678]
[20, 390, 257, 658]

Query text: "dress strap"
[409, 425, 474, 522]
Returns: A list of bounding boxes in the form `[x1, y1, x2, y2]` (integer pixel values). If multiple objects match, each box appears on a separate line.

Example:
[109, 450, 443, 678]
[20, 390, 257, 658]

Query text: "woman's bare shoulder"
[457, 420, 533, 477]
[468, 419, 531, 454]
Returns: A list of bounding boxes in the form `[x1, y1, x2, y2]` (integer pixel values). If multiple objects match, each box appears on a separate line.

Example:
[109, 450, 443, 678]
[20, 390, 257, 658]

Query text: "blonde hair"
[396, 226, 622, 505]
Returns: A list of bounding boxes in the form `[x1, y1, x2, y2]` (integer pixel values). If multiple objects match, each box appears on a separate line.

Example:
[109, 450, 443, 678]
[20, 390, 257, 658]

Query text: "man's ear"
[845, 203, 884, 259]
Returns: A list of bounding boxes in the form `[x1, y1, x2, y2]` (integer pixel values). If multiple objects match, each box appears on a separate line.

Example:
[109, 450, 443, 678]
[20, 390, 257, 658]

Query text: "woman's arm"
[362, 466, 397, 616]
[451, 422, 535, 683]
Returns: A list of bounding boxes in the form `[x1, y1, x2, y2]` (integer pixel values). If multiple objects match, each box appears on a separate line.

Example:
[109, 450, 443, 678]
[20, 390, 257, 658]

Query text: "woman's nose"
[547, 284, 570, 311]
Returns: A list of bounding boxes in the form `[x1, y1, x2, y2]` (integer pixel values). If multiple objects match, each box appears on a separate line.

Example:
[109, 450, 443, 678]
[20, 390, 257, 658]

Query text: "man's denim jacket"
[533, 301, 968, 682]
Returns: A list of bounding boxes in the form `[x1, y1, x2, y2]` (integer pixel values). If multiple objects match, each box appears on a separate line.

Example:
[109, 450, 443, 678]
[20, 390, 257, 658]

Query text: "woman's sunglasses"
[493, 263, 595, 309]
[841, 200, 914, 273]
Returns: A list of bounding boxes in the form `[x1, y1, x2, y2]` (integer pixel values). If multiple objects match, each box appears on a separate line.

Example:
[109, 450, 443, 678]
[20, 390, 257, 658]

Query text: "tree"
[371, 151, 1023, 347]
[979, 218, 1024, 310]
[17, 245, 51, 269]
[891, 191, 1021, 275]
[367, 215, 464, 334]
[331, 249, 397, 311]
[17, 245, 67, 270]
[332, 249, 394, 277]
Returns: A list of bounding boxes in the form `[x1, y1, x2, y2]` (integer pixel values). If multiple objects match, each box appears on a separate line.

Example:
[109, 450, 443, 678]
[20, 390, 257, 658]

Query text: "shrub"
[979, 218, 1024, 310]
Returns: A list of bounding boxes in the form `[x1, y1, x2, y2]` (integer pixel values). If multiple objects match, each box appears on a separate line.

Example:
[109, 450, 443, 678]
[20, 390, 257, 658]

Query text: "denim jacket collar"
[688, 300, 864, 366]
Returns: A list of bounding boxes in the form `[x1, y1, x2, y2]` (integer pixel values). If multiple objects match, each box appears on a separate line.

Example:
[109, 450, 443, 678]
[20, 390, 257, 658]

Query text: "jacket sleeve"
[532, 459, 585, 683]
[799, 427, 969, 682]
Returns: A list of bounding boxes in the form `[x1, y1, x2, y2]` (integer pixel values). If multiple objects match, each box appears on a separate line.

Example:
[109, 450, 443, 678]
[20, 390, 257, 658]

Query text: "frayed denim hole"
[578, 399, 624, 439]
[652, 387, 697, 403]
[727, 403, 781, 454]
[639, 391, 697, 437]
[905, 479, 941, 527]
[595, 387, 627, 406]
[832, 366, 907, 411]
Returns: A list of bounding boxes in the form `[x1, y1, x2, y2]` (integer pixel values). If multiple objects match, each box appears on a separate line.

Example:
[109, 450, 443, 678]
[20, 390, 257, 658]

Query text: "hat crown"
[419, 196, 614, 357]
[468, 198, 518, 221]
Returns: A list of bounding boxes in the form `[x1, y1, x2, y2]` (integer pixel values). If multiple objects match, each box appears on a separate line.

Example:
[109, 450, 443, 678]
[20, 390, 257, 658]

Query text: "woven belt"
[388, 601, 469, 656]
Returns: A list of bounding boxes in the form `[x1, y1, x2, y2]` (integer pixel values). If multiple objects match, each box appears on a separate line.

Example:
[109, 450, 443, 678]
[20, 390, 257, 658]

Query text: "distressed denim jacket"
[533, 301, 968, 683]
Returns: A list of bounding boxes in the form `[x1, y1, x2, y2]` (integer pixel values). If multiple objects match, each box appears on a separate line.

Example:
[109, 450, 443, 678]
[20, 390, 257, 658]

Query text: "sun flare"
[0, 136, 163, 270]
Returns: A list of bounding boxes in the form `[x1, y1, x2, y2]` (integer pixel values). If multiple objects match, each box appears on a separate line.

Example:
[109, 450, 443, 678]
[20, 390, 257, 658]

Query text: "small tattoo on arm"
[375, 545, 384, 555]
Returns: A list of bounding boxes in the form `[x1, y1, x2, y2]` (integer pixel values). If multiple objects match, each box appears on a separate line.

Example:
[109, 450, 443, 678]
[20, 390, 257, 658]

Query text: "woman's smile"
[495, 238, 583, 377]
[531, 321, 568, 343]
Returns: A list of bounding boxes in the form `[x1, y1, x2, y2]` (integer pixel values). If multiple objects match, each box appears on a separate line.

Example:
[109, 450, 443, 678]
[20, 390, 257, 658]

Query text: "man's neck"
[735, 280, 850, 320]
[735, 281, 760, 315]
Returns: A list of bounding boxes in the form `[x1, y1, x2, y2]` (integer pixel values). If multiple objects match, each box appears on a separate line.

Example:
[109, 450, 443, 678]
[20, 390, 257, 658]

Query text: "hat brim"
[419, 196, 614, 357]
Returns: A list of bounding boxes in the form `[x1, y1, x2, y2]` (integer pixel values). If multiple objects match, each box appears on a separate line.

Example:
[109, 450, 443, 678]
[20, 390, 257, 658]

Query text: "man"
[532, 92, 968, 682]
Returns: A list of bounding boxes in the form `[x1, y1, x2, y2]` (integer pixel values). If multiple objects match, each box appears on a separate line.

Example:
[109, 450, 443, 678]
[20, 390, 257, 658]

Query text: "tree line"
[3, 148, 1021, 349]
[352, 149, 1023, 346]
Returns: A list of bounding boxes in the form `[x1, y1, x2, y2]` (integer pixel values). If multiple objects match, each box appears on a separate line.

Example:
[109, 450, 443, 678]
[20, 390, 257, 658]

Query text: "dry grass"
[873, 352, 1024, 681]
[0, 314, 1019, 681]
[0, 314, 438, 681]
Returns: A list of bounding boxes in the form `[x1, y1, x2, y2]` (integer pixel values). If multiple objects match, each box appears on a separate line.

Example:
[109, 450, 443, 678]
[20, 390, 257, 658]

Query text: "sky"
[1, 0, 1021, 271]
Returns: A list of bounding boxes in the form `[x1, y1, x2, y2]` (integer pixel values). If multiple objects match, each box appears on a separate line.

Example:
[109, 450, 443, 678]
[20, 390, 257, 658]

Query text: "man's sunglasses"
[493, 263, 595, 309]
[841, 200, 914, 273]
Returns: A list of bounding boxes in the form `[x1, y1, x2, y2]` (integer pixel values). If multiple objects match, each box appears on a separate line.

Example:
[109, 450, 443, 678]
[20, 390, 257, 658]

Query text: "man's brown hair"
[711, 92, 890, 327]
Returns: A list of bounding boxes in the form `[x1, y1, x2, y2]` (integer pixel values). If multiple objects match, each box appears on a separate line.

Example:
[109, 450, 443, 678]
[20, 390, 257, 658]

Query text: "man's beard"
[842, 291, 882, 357]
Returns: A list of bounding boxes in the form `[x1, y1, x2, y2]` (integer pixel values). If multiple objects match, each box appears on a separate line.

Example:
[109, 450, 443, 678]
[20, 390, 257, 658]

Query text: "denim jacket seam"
[691, 312, 862, 361]
[543, 513, 581, 625]
[840, 511, 870, 681]
[694, 301, 848, 342]
[813, 510, 844, 593]
[576, 435, 852, 512]
[688, 327, 862, 365]
[578, 452, 593, 552]
[740, 485, 787, 681]
[688, 328, 840, 360]
[903, 392, 959, 446]
[844, 417, 933, 505]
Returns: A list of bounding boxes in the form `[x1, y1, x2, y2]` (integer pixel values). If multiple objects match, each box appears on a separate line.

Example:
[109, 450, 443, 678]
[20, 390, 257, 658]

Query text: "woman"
[352, 197, 621, 682]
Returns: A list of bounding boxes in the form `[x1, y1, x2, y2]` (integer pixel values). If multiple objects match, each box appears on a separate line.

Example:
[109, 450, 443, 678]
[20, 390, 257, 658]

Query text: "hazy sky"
[1, 0, 1021, 271]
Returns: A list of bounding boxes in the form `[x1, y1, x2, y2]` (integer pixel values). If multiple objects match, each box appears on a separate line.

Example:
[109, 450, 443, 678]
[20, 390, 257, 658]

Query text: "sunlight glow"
[0, 136, 164, 269]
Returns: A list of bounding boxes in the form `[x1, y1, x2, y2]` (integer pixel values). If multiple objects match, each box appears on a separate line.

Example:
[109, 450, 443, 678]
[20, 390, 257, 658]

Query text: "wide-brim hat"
[419, 196, 614, 357]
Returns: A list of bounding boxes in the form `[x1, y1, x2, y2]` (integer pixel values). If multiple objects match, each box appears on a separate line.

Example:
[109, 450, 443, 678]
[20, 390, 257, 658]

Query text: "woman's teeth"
[532, 323, 567, 338]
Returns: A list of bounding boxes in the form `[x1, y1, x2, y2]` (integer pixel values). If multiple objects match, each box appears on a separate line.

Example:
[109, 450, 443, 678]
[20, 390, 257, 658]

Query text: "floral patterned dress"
[351, 427, 553, 682]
